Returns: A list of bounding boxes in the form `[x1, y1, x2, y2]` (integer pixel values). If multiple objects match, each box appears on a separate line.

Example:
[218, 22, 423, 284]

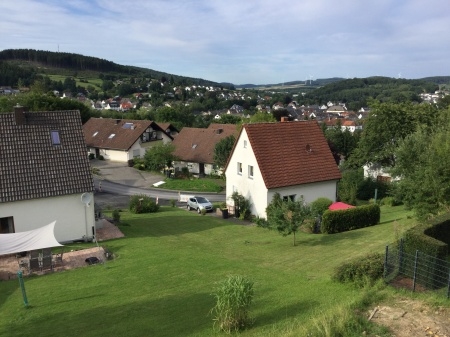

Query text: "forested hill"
[302, 76, 440, 110]
[0, 49, 231, 89]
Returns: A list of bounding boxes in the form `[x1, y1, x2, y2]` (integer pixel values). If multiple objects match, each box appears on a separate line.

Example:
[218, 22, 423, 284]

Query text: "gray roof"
[0, 107, 94, 203]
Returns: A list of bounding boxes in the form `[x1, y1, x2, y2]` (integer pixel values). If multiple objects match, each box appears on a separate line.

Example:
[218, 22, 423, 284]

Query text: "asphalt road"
[93, 177, 226, 209]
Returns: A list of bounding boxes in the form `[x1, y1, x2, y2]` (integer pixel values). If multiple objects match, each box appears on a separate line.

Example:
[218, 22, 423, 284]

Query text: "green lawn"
[161, 177, 225, 193]
[45, 74, 103, 91]
[0, 206, 417, 337]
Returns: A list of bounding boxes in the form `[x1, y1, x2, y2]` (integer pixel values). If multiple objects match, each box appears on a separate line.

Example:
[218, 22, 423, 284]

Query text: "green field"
[44, 74, 103, 91]
[0, 206, 418, 337]
[161, 177, 225, 193]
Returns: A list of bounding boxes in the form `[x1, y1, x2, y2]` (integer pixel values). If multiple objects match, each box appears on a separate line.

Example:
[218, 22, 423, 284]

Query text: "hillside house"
[0, 106, 95, 242]
[225, 121, 341, 218]
[172, 123, 239, 176]
[83, 118, 174, 162]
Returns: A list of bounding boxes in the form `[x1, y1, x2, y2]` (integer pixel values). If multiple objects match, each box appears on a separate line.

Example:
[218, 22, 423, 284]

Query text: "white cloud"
[0, 0, 449, 84]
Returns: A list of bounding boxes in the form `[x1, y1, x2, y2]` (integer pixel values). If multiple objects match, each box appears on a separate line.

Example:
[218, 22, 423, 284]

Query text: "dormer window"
[93, 131, 98, 137]
[108, 134, 115, 139]
[51, 130, 61, 145]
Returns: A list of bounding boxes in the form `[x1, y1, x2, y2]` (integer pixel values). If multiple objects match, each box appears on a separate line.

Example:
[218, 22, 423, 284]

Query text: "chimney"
[215, 128, 223, 134]
[115, 119, 121, 125]
[280, 116, 288, 122]
[14, 105, 28, 125]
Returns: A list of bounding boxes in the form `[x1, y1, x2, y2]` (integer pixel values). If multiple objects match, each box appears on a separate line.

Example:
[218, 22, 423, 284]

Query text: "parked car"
[187, 196, 213, 213]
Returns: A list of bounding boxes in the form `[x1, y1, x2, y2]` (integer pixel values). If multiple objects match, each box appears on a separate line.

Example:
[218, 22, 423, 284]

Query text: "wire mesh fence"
[384, 241, 450, 299]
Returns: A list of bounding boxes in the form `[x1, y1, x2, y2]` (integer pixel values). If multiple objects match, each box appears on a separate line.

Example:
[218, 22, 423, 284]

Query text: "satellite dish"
[81, 193, 92, 206]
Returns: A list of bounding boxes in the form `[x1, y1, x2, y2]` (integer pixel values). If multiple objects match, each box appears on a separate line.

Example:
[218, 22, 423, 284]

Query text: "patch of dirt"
[369, 298, 450, 337]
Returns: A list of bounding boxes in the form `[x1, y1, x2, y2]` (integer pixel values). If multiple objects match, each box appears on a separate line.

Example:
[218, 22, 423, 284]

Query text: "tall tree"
[350, 101, 437, 168]
[391, 116, 450, 219]
[213, 135, 236, 170]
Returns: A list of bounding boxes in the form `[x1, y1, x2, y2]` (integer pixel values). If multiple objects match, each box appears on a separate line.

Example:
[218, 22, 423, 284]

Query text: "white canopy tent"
[0, 221, 63, 256]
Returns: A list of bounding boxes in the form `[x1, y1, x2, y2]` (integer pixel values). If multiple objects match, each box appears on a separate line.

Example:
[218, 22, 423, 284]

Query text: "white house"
[225, 121, 342, 218]
[0, 106, 96, 243]
[83, 118, 175, 162]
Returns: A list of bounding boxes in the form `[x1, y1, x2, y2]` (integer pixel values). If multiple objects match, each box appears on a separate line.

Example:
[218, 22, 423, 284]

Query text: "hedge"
[403, 213, 449, 260]
[332, 253, 384, 287]
[321, 204, 380, 234]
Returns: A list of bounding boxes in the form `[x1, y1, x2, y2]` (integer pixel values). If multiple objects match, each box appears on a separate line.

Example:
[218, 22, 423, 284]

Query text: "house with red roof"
[83, 118, 174, 162]
[172, 123, 238, 176]
[224, 120, 341, 218]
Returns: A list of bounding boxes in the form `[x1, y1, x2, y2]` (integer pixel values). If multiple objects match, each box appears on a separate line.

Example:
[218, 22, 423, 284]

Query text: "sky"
[1, 0, 449, 85]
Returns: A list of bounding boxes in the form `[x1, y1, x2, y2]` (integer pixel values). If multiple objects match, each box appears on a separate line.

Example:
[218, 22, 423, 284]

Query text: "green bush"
[112, 209, 121, 223]
[211, 275, 254, 333]
[231, 192, 252, 221]
[170, 199, 177, 207]
[129, 194, 160, 214]
[380, 196, 402, 206]
[98, 155, 104, 160]
[321, 204, 380, 234]
[88, 153, 95, 160]
[310, 197, 333, 216]
[332, 253, 384, 287]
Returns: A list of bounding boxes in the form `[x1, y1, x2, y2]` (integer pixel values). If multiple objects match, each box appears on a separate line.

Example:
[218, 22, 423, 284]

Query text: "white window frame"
[237, 162, 242, 175]
[248, 165, 254, 178]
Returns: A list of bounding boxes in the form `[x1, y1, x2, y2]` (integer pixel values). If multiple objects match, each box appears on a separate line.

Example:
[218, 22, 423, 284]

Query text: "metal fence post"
[447, 270, 450, 299]
[398, 239, 403, 275]
[412, 250, 419, 293]
[384, 245, 389, 279]
[17, 270, 29, 307]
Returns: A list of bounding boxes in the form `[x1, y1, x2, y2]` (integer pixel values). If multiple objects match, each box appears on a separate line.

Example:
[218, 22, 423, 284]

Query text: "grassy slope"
[0, 206, 416, 337]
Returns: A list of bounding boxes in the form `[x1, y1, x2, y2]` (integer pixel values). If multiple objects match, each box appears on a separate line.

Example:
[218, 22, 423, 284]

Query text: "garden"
[0, 205, 446, 337]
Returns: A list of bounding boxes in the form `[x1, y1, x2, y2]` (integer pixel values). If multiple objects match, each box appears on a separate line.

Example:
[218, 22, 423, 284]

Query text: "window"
[0, 216, 14, 234]
[244, 140, 247, 148]
[283, 195, 296, 202]
[93, 131, 98, 137]
[248, 165, 254, 178]
[108, 133, 115, 139]
[237, 162, 242, 175]
[50, 130, 60, 145]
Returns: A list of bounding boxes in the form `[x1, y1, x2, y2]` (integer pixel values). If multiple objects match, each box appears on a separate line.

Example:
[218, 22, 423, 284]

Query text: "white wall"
[0, 193, 96, 243]
[225, 129, 268, 217]
[267, 180, 338, 214]
[173, 161, 216, 175]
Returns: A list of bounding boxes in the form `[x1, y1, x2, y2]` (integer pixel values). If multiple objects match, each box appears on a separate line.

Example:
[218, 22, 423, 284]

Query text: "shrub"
[170, 199, 177, 207]
[129, 194, 160, 214]
[88, 153, 95, 160]
[321, 204, 380, 234]
[231, 192, 252, 221]
[332, 253, 384, 287]
[211, 275, 254, 333]
[112, 209, 121, 223]
[310, 197, 333, 216]
[127, 159, 135, 167]
[201, 208, 206, 216]
[133, 158, 146, 170]
[98, 155, 104, 160]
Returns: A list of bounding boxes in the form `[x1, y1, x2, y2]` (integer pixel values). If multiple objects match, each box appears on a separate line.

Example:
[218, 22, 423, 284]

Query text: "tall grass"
[211, 275, 254, 333]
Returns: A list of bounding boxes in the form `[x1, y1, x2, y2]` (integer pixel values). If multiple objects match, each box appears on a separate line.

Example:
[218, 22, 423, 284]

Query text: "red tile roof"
[242, 121, 341, 189]
[173, 123, 239, 164]
[83, 118, 155, 151]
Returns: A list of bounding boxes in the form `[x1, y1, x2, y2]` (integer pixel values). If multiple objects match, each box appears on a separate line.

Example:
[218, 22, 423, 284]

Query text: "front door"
[199, 163, 205, 177]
